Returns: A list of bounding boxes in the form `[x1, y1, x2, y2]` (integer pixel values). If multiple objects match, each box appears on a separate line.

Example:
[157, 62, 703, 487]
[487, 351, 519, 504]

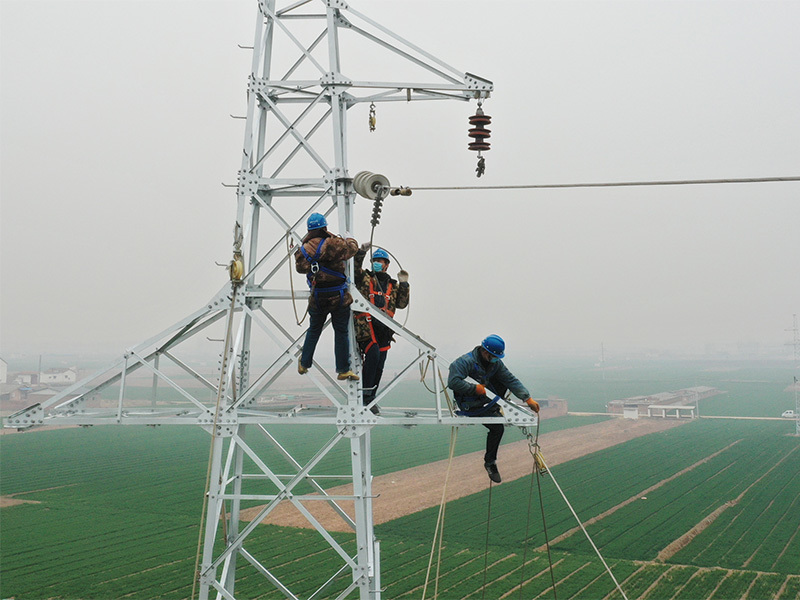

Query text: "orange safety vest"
[362, 278, 394, 352]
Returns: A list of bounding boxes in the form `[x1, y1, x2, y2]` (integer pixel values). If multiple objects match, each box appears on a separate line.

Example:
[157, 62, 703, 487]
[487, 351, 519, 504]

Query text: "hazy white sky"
[1, 0, 799, 360]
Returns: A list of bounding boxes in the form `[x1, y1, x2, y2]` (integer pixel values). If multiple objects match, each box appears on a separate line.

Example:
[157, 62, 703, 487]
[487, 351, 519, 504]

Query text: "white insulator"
[353, 171, 390, 200]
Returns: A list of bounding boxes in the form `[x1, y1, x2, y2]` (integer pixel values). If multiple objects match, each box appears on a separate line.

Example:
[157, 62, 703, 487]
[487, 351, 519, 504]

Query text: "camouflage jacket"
[295, 230, 358, 310]
[353, 248, 410, 347]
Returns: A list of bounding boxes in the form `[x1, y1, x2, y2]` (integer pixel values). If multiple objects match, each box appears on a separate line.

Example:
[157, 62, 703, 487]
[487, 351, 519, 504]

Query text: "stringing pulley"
[369, 102, 376, 132]
[468, 102, 491, 178]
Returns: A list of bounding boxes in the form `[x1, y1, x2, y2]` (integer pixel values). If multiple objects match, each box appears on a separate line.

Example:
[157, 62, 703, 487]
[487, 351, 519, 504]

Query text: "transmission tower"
[788, 314, 799, 436]
[7, 2, 536, 598]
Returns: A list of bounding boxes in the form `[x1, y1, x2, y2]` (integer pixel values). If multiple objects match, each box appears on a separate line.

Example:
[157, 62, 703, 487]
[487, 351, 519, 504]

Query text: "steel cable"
[411, 175, 800, 192]
[481, 481, 494, 600]
[540, 454, 630, 600]
[191, 284, 239, 600]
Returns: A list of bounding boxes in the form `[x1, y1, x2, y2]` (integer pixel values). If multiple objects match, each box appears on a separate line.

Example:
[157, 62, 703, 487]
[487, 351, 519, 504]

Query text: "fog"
[2, 0, 799, 362]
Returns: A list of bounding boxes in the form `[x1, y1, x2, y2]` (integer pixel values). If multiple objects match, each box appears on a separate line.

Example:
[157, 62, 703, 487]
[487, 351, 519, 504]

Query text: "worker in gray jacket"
[448, 334, 539, 483]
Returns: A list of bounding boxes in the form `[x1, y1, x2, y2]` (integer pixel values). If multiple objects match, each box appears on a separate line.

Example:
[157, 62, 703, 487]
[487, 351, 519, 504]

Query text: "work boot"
[337, 370, 359, 381]
[484, 462, 501, 483]
[298, 359, 309, 375]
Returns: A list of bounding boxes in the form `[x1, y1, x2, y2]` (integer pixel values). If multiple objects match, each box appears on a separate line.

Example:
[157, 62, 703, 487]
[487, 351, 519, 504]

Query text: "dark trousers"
[455, 395, 505, 464]
[361, 343, 388, 404]
[484, 423, 504, 464]
[300, 302, 351, 373]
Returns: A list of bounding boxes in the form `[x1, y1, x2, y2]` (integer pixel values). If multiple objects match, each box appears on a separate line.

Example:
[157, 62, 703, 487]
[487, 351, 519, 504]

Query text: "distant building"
[535, 397, 568, 418]
[14, 371, 40, 385]
[607, 386, 723, 417]
[40, 367, 78, 386]
[0, 357, 7, 384]
[1, 383, 21, 404]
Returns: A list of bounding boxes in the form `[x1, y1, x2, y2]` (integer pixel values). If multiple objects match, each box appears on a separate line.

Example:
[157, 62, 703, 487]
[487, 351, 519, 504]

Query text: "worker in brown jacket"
[295, 213, 359, 380]
[353, 244, 409, 413]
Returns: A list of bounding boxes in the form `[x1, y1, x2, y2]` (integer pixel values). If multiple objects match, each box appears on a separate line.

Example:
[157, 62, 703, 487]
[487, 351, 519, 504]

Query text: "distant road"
[699, 415, 792, 421]
[568, 411, 791, 422]
[242, 418, 685, 531]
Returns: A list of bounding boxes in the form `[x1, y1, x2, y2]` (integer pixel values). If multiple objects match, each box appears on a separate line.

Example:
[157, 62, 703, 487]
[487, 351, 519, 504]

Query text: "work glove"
[398, 270, 409, 283]
[475, 384, 486, 396]
[525, 398, 540, 413]
[360, 242, 371, 252]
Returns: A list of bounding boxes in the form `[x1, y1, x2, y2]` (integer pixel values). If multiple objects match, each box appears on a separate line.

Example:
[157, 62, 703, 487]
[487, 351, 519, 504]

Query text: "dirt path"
[240, 417, 685, 532]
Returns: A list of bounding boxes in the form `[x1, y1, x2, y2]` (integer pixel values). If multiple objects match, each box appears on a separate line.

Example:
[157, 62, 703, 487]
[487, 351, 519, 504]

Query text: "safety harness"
[359, 277, 394, 353]
[454, 359, 503, 416]
[298, 238, 348, 305]
[454, 394, 502, 416]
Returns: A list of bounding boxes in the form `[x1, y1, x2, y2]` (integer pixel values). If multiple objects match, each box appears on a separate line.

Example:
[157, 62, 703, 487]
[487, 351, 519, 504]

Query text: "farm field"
[378, 420, 800, 571]
[4, 519, 800, 599]
[2, 419, 798, 598]
[524, 358, 797, 416]
[2, 360, 798, 598]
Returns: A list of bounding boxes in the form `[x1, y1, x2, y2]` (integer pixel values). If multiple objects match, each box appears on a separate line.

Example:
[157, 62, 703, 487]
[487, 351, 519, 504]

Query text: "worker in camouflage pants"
[353, 243, 409, 414]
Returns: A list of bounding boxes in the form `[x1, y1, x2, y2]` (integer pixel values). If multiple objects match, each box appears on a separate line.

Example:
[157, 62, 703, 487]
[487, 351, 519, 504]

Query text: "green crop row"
[1, 406, 796, 598]
[639, 565, 696, 599]
[379, 420, 782, 551]
[6, 517, 800, 599]
[670, 442, 800, 573]
[744, 573, 792, 600]
[566, 435, 796, 561]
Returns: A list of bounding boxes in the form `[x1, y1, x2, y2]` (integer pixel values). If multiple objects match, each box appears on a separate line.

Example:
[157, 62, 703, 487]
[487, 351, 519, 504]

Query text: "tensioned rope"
[541, 453, 630, 600]
[411, 175, 800, 192]
[191, 284, 240, 600]
[481, 481, 494, 600]
[519, 421, 558, 600]
[421, 367, 457, 600]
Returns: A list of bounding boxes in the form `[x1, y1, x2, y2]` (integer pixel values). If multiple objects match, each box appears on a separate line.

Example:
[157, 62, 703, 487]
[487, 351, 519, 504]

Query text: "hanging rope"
[420, 363, 459, 599]
[411, 175, 800, 192]
[286, 232, 308, 326]
[365, 195, 412, 329]
[538, 453, 630, 600]
[480, 480, 494, 600]
[422, 425, 458, 600]
[418, 356, 437, 395]
[191, 284, 240, 600]
[518, 422, 558, 600]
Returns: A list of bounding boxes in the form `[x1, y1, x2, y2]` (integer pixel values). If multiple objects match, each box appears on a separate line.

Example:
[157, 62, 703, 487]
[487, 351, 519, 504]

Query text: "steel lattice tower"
[789, 314, 800, 435]
[7, 2, 537, 598]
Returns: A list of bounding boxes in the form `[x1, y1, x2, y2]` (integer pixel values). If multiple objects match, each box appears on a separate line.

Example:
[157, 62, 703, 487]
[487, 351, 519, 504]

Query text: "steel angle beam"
[5, 286, 240, 429]
[8, 1, 501, 598]
[198, 427, 369, 600]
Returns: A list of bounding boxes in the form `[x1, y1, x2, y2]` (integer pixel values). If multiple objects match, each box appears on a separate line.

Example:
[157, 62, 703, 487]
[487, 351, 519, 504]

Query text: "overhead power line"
[412, 175, 800, 191]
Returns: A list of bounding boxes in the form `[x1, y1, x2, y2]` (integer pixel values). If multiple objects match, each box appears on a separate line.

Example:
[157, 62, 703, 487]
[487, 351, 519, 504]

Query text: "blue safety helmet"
[372, 248, 390, 262]
[307, 213, 327, 230]
[481, 334, 505, 359]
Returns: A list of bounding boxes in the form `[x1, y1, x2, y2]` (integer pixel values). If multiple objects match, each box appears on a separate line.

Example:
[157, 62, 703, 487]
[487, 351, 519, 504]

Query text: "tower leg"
[222, 425, 247, 594]
[351, 430, 380, 599]
[198, 433, 226, 600]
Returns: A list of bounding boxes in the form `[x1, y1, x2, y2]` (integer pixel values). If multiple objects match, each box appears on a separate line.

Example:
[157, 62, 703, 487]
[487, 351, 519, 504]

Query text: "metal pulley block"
[229, 250, 244, 283]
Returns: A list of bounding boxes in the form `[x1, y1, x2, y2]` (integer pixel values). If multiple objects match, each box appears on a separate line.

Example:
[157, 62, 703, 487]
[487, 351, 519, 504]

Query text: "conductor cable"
[411, 175, 800, 191]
